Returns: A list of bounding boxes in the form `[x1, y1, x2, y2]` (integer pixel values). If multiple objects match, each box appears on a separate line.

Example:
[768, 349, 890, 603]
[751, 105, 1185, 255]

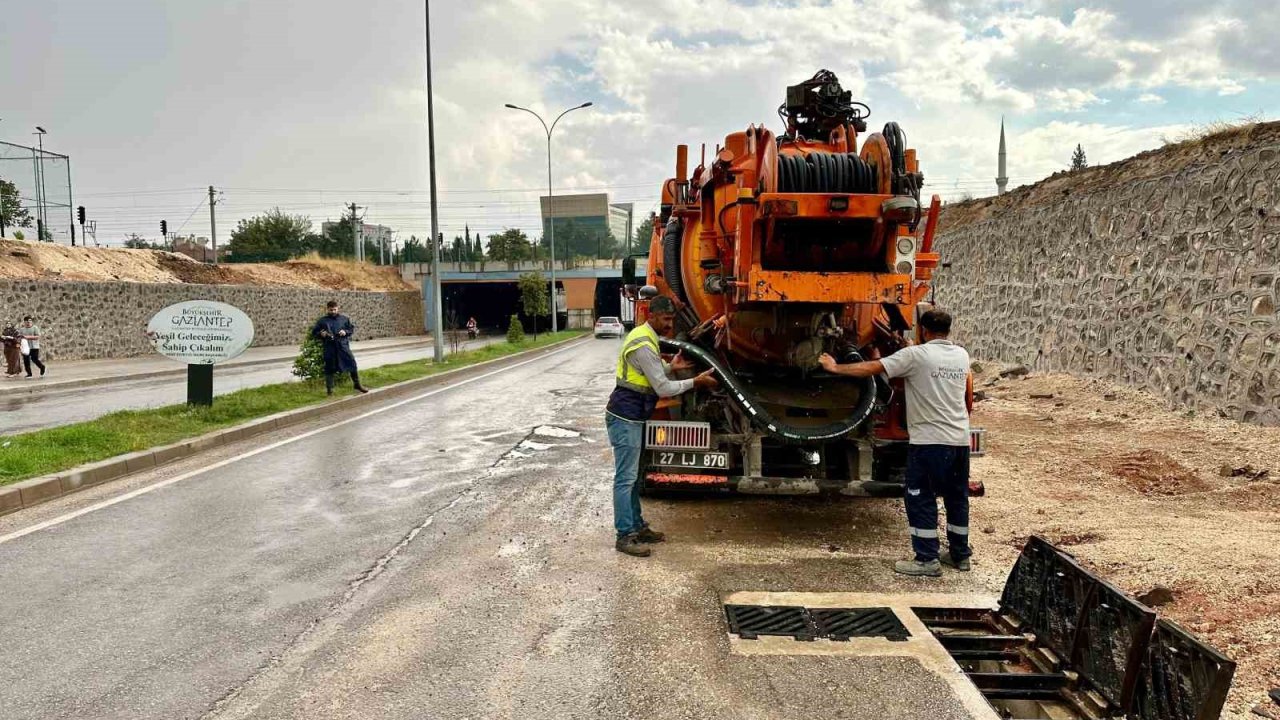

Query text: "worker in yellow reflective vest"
[605, 296, 718, 557]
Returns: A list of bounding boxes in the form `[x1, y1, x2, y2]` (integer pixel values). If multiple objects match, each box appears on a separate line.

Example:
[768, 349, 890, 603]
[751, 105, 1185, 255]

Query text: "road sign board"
[146, 300, 255, 365]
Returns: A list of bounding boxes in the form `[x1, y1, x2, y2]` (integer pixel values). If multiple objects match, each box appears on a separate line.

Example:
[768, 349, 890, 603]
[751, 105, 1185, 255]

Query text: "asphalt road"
[0, 337, 498, 434]
[0, 336, 993, 720]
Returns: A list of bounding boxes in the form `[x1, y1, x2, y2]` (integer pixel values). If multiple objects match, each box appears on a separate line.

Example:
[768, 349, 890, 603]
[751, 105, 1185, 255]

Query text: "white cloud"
[1136, 93, 1167, 105]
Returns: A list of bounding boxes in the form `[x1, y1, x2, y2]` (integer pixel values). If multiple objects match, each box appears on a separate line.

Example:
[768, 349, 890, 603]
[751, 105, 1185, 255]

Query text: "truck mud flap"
[922, 536, 1235, 720]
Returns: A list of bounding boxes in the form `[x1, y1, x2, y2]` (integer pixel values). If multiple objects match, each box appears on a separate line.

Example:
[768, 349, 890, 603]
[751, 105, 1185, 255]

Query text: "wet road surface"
[0, 336, 996, 720]
[0, 337, 498, 434]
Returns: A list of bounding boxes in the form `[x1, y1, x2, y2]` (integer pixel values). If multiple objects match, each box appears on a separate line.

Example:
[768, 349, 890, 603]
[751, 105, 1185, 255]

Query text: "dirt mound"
[1101, 449, 1211, 496]
[939, 120, 1280, 232]
[0, 240, 413, 291]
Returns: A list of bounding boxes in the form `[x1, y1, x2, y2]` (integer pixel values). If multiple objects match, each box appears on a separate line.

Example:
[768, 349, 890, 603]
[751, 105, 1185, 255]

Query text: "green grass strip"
[0, 331, 586, 487]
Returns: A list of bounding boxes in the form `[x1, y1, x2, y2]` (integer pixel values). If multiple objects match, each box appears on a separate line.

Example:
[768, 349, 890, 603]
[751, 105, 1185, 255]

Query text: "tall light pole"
[34, 127, 48, 241]
[504, 101, 592, 333]
[425, 0, 444, 361]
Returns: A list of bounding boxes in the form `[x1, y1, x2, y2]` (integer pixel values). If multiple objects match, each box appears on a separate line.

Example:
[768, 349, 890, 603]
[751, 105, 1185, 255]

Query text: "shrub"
[291, 318, 342, 385]
[506, 314, 526, 344]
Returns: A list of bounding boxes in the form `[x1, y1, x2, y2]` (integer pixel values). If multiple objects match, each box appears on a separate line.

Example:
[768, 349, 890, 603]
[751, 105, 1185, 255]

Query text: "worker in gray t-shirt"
[819, 309, 974, 578]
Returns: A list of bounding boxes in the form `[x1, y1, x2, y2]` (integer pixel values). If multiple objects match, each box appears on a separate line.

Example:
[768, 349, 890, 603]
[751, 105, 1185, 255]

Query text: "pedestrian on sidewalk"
[21, 316, 46, 379]
[1, 323, 22, 377]
[312, 301, 368, 396]
[606, 295, 718, 557]
[819, 309, 975, 578]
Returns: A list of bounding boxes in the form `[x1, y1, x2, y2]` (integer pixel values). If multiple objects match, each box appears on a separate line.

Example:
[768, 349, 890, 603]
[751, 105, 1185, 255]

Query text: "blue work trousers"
[905, 444, 971, 562]
[606, 413, 647, 539]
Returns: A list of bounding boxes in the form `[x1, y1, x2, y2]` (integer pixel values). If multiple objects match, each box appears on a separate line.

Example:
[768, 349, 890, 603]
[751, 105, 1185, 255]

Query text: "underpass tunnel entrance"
[440, 281, 560, 334]
[595, 277, 623, 319]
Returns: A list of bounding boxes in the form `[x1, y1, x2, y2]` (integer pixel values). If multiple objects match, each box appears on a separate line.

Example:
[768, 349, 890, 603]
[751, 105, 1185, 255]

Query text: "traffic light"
[160, 220, 168, 236]
[76, 206, 86, 225]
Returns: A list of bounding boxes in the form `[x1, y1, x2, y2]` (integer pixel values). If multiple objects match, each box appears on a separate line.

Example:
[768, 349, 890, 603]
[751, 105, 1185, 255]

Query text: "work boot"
[615, 534, 651, 557]
[894, 559, 942, 577]
[939, 553, 972, 571]
[635, 526, 666, 543]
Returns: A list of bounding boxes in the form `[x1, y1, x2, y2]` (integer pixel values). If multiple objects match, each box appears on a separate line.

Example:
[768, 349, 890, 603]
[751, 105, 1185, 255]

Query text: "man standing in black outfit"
[312, 301, 368, 396]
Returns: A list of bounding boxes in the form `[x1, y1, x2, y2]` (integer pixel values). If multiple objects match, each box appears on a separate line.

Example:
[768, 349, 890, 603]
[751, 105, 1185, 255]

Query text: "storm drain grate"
[811, 608, 910, 642]
[725, 605, 910, 642]
[725, 605, 815, 641]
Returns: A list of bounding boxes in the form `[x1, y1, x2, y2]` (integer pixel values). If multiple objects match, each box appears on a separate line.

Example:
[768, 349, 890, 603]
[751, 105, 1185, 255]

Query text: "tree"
[0, 178, 33, 236]
[315, 217, 355, 258]
[487, 228, 530, 264]
[506, 314, 525, 344]
[630, 215, 655, 255]
[395, 235, 429, 264]
[122, 234, 167, 250]
[518, 270, 549, 340]
[227, 208, 314, 262]
[1071, 144, 1088, 171]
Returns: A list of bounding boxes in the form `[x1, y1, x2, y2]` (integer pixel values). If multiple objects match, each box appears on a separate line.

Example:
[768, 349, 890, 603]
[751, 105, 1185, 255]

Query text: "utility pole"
[425, 0, 444, 362]
[348, 203, 363, 262]
[208, 186, 219, 264]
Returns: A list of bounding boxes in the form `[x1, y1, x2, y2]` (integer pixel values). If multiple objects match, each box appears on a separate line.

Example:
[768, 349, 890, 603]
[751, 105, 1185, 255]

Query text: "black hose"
[662, 218, 686, 303]
[661, 337, 878, 444]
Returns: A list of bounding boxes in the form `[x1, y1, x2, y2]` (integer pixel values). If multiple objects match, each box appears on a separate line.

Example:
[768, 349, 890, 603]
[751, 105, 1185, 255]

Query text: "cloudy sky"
[2, 0, 1276, 249]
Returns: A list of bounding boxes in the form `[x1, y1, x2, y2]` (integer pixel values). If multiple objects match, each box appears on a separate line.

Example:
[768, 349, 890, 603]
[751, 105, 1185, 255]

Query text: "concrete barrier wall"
[934, 140, 1280, 423]
[0, 281, 424, 360]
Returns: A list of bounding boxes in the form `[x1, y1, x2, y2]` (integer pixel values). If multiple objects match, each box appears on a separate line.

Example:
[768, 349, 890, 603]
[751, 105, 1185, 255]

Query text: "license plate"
[652, 450, 729, 470]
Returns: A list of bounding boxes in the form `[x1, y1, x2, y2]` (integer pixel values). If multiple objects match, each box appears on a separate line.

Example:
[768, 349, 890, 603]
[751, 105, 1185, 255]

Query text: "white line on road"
[0, 341, 585, 546]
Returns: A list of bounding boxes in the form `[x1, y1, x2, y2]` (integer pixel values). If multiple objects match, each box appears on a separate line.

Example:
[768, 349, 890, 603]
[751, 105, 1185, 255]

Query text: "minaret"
[996, 117, 1009, 195]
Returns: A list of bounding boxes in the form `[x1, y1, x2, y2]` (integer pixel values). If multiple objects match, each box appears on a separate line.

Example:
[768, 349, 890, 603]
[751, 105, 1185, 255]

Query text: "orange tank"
[630, 70, 945, 495]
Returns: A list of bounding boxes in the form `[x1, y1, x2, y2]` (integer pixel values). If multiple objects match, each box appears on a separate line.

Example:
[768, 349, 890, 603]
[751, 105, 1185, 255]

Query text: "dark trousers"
[904, 444, 971, 562]
[24, 349, 45, 377]
[324, 371, 361, 392]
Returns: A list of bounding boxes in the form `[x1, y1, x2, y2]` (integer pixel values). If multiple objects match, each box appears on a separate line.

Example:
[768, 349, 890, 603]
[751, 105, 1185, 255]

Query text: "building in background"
[540, 193, 632, 259]
[608, 202, 634, 253]
[320, 221, 394, 247]
[172, 236, 228, 263]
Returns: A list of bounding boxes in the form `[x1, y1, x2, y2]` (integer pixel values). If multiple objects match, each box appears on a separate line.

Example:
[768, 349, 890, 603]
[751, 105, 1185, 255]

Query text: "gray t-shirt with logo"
[879, 339, 970, 446]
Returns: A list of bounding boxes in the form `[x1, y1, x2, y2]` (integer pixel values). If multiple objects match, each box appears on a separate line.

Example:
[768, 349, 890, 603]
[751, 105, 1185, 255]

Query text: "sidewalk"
[0, 335, 433, 397]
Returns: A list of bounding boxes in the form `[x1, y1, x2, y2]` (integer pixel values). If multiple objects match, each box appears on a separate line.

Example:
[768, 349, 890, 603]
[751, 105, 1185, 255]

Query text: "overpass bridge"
[401, 258, 647, 334]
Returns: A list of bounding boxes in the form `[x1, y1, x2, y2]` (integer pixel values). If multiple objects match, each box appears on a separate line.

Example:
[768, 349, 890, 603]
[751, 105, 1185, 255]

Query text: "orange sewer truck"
[623, 70, 983, 496]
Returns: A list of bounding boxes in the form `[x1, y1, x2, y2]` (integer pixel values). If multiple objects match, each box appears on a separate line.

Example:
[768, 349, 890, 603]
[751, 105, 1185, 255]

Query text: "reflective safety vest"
[615, 323, 660, 394]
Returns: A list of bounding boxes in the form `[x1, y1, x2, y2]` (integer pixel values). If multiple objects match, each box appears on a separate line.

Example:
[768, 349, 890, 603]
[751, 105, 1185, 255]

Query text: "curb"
[0, 337, 435, 398]
[0, 334, 588, 518]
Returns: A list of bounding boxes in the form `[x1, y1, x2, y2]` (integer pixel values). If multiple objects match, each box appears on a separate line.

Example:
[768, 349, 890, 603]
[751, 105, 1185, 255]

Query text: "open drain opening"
[918, 536, 1235, 720]
[725, 605, 909, 642]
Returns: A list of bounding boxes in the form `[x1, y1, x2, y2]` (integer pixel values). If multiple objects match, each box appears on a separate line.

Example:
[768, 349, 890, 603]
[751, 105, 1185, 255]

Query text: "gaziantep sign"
[146, 300, 255, 365]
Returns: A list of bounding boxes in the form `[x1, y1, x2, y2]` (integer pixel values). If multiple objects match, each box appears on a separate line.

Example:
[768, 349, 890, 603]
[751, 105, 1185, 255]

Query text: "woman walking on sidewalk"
[1, 323, 22, 377]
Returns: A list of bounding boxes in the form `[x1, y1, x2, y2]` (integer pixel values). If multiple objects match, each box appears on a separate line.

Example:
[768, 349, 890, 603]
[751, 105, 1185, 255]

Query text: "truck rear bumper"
[643, 473, 905, 497]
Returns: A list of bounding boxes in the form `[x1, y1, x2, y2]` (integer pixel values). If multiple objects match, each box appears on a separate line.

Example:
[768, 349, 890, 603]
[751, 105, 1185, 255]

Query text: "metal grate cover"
[1131, 619, 1236, 720]
[999, 535, 1053, 628]
[1073, 579, 1155, 709]
[725, 605, 910, 642]
[810, 607, 910, 642]
[725, 605, 815, 641]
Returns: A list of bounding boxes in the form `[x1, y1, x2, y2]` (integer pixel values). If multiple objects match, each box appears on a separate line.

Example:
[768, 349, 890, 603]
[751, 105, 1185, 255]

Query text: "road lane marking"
[0, 340, 586, 546]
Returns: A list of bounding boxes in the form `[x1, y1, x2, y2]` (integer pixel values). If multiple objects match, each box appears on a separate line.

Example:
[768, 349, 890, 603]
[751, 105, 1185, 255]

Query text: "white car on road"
[594, 316, 624, 338]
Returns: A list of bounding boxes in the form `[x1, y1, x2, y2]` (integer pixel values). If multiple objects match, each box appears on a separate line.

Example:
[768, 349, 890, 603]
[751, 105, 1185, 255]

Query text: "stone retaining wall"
[934, 140, 1280, 423]
[0, 281, 424, 360]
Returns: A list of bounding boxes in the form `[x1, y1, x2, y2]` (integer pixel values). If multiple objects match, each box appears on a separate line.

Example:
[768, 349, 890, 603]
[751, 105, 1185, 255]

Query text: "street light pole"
[425, 0, 444, 362]
[34, 127, 48, 241]
[504, 101, 592, 333]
